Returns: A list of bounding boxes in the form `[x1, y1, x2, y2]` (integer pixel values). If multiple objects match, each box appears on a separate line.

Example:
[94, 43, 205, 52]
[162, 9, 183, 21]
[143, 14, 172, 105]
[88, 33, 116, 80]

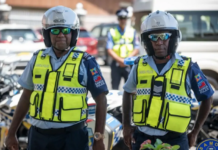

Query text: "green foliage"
[140, 139, 180, 150]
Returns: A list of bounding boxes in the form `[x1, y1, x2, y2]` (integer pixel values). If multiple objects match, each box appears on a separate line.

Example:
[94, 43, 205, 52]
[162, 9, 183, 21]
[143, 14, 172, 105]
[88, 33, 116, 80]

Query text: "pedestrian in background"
[107, 9, 139, 90]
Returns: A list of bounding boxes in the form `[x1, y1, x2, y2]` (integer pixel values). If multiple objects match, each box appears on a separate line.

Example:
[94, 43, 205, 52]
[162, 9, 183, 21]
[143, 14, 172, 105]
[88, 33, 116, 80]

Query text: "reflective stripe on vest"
[29, 50, 88, 123]
[133, 56, 191, 133]
[110, 27, 134, 58]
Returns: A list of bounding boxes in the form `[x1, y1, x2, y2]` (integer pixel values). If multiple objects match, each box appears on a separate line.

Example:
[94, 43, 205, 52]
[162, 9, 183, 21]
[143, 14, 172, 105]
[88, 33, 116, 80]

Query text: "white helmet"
[141, 10, 182, 56]
[42, 6, 80, 47]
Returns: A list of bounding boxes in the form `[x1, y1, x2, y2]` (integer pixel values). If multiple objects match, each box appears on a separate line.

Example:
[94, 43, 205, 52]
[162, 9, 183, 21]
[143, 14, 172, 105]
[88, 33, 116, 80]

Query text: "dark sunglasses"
[118, 17, 127, 20]
[148, 33, 172, 42]
[50, 28, 71, 35]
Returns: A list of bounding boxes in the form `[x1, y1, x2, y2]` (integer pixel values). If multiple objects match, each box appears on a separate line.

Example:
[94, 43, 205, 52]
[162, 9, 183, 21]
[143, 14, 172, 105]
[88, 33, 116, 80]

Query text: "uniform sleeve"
[123, 64, 137, 93]
[188, 62, 214, 101]
[18, 55, 36, 90]
[106, 31, 114, 50]
[133, 30, 140, 50]
[83, 57, 108, 98]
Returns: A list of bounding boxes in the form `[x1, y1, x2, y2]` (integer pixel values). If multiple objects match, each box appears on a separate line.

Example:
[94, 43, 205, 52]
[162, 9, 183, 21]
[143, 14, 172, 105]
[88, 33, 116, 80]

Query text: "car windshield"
[0, 29, 38, 41]
[79, 30, 92, 38]
[169, 11, 218, 41]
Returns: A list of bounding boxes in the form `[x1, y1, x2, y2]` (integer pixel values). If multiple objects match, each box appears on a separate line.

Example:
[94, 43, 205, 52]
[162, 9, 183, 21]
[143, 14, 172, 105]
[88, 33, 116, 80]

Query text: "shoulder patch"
[83, 52, 94, 60]
[134, 56, 141, 64]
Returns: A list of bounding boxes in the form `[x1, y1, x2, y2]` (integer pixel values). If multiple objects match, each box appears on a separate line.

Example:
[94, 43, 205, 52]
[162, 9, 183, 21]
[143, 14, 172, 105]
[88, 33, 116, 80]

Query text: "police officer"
[5, 6, 108, 150]
[107, 9, 139, 90]
[122, 11, 214, 150]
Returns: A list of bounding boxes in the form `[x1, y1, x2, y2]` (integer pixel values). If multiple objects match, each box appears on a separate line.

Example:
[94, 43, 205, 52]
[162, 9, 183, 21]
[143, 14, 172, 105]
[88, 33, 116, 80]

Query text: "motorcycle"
[0, 90, 122, 150]
[88, 90, 123, 123]
[0, 74, 21, 102]
[188, 91, 218, 144]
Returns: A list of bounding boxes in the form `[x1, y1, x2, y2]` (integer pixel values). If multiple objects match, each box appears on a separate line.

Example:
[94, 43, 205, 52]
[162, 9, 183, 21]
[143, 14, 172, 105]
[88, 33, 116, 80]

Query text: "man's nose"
[57, 31, 64, 37]
[156, 37, 163, 44]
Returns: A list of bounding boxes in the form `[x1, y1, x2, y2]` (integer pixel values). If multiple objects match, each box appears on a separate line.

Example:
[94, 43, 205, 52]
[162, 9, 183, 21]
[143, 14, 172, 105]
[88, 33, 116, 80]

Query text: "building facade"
[5, 0, 133, 30]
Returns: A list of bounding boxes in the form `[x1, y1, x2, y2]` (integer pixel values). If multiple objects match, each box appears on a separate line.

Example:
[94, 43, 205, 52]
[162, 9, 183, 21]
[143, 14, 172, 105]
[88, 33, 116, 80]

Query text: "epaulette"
[180, 55, 189, 60]
[83, 52, 94, 60]
[33, 49, 45, 55]
[134, 56, 141, 64]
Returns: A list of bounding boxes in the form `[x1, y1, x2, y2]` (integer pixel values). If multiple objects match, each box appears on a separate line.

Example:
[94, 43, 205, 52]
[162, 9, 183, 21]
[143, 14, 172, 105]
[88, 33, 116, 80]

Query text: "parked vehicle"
[90, 23, 118, 65]
[76, 28, 98, 57]
[133, 0, 218, 90]
[189, 91, 218, 144]
[0, 24, 45, 53]
[0, 54, 32, 76]
[88, 90, 123, 123]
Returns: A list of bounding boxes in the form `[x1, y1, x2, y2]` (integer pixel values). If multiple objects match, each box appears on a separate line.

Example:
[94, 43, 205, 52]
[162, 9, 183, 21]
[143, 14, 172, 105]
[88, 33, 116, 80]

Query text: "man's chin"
[154, 53, 167, 58]
[54, 46, 69, 51]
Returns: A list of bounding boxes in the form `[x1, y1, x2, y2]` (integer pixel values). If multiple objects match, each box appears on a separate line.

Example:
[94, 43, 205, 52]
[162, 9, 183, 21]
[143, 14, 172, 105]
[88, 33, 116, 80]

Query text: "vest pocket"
[146, 97, 163, 127]
[164, 102, 191, 133]
[41, 92, 55, 120]
[133, 99, 147, 123]
[59, 96, 83, 122]
[29, 91, 39, 117]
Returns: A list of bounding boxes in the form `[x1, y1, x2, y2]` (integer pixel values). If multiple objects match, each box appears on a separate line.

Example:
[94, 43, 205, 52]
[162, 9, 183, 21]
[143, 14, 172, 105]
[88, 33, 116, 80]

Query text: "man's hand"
[117, 58, 126, 67]
[123, 125, 135, 150]
[93, 140, 105, 150]
[187, 131, 198, 148]
[5, 134, 19, 150]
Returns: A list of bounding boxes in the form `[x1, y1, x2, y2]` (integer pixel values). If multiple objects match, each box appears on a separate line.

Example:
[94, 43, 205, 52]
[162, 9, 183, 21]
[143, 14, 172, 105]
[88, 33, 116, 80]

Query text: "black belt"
[34, 122, 84, 135]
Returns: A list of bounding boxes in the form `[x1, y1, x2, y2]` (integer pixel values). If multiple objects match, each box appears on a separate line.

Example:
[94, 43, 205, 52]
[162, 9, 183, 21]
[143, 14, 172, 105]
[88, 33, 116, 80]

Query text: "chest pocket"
[63, 63, 76, 77]
[170, 68, 184, 90]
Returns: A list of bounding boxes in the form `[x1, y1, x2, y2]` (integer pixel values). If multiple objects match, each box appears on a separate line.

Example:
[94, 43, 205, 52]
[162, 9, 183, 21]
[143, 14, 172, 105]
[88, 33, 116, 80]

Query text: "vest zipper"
[52, 71, 61, 121]
[58, 97, 63, 121]
[39, 69, 49, 119]
[157, 77, 167, 128]
[146, 75, 154, 118]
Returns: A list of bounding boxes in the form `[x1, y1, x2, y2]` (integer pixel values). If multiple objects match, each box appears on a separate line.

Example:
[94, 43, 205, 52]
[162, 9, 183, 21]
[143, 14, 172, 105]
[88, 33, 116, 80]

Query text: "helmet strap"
[154, 54, 171, 60]
[52, 46, 70, 52]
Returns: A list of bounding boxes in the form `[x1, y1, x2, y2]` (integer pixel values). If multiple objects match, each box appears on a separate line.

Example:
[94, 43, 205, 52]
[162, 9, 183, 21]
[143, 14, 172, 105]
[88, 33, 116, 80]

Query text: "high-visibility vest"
[133, 56, 191, 133]
[29, 50, 88, 123]
[110, 27, 134, 58]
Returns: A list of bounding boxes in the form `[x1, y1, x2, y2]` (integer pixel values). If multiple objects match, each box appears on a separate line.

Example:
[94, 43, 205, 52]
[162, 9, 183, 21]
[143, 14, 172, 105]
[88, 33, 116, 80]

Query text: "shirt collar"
[143, 53, 183, 62]
[42, 47, 75, 58]
[117, 25, 126, 34]
[174, 53, 183, 60]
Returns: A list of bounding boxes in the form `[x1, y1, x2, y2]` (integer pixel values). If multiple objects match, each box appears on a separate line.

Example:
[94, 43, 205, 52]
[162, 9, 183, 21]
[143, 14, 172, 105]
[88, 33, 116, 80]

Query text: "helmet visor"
[148, 33, 172, 42]
[50, 28, 71, 35]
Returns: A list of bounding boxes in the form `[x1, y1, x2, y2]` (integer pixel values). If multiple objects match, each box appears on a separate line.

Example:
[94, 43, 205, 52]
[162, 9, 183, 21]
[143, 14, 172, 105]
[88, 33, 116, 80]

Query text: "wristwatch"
[94, 132, 104, 141]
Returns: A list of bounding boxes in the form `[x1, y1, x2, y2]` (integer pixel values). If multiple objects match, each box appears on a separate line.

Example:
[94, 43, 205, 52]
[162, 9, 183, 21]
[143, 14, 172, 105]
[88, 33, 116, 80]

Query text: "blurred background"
[0, 0, 217, 92]
[0, 0, 217, 150]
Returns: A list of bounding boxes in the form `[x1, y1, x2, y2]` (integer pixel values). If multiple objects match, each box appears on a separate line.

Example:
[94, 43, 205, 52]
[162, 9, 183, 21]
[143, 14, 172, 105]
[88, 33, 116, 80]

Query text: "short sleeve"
[83, 57, 108, 98]
[123, 64, 137, 93]
[18, 55, 36, 90]
[106, 31, 114, 50]
[188, 62, 214, 101]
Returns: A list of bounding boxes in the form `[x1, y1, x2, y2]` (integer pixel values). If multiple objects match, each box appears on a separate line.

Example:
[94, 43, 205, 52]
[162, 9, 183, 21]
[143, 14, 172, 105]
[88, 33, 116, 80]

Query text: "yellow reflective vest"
[29, 50, 88, 123]
[132, 56, 192, 133]
[110, 27, 134, 58]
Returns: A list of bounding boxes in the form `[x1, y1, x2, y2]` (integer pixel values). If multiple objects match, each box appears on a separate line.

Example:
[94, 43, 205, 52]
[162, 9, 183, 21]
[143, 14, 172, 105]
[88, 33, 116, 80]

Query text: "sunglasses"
[148, 33, 172, 42]
[118, 17, 127, 20]
[50, 28, 71, 35]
